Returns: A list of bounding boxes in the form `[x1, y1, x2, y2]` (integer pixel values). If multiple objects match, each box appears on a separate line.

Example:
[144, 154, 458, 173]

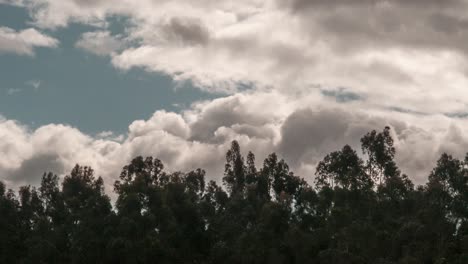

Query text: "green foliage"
[1, 127, 468, 263]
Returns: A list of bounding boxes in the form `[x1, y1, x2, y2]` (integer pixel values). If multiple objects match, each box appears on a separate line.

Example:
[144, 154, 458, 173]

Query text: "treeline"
[0, 127, 467, 263]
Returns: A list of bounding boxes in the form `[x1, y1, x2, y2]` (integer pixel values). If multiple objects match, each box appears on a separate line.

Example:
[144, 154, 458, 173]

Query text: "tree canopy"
[1, 127, 467, 263]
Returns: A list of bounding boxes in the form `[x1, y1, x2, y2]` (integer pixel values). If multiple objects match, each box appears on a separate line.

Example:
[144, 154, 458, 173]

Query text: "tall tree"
[361, 126, 397, 184]
[62, 165, 113, 263]
[315, 145, 371, 191]
[223, 141, 246, 196]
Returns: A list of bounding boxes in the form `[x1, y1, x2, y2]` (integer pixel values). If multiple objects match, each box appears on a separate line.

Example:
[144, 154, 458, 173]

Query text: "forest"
[0, 127, 467, 263]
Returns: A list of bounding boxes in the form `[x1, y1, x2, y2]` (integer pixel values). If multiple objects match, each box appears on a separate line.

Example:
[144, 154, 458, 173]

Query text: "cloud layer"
[5, 0, 466, 109]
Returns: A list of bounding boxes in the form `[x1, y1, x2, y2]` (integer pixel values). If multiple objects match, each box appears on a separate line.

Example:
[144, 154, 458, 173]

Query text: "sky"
[2, 0, 468, 194]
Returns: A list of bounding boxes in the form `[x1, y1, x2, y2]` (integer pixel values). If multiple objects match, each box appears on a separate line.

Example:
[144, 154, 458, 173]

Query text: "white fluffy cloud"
[2, 91, 468, 197]
[0, 27, 58, 55]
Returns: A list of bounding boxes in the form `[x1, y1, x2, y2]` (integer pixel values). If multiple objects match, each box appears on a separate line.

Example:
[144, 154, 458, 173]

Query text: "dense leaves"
[1, 127, 467, 263]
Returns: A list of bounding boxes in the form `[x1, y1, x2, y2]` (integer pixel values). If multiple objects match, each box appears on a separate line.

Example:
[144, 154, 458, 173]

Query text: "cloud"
[4, 0, 468, 196]
[21, 0, 464, 116]
[2, 91, 468, 197]
[75, 30, 125, 56]
[1, 0, 461, 122]
[25, 80, 41, 91]
[128, 110, 190, 140]
[0, 0, 24, 6]
[278, 0, 468, 63]
[6, 88, 21, 95]
[6, 153, 65, 186]
[0, 27, 59, 56]
[160, 17, 211, 46]
[0, 121, 123, 191]
[321, 88, 364, 103]
[5, 81, 42, 96]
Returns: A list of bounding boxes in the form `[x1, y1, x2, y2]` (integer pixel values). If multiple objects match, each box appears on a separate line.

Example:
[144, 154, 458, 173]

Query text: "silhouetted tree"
[1, 127, 468, 263]
[223, 140, 246, 196]
[315, 145, 371, 191]
[361, 126, 397, 184]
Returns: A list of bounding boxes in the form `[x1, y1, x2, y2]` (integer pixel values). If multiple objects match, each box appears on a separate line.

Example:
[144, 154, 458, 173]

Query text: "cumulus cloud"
[2, 91, 468, 197]
[0, 27, 58, 55]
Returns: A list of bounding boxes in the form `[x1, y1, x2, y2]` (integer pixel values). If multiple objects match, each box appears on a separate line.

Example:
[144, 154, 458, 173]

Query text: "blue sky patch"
[0, 4, 216, 134]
